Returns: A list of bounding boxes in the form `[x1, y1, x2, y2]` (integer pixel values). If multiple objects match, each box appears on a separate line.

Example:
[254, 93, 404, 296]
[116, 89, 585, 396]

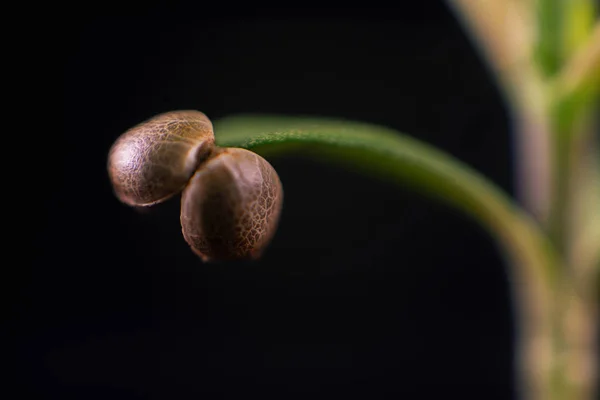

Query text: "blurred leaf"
[561, 0, 597, 61]
[535, 0, 563, 77]
[555, 22, 600, 113]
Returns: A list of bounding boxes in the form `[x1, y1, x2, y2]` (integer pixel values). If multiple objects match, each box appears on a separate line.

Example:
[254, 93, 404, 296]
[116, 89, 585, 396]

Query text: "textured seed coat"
[108, 110, 214, 206]
[180, 148, 283, 261]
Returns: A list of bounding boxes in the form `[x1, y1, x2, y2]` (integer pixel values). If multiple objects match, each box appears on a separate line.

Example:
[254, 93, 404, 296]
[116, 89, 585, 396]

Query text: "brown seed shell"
[180, 148, 283, 261]
[108, 110, 215, 206]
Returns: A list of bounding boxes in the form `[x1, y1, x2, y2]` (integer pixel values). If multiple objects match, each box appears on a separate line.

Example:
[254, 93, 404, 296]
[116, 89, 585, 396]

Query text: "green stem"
[214, 115, 561, 400]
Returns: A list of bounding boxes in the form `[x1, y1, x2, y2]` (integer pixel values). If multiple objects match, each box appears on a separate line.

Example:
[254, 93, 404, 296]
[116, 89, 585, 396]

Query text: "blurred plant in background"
[447, 1, 599, 399]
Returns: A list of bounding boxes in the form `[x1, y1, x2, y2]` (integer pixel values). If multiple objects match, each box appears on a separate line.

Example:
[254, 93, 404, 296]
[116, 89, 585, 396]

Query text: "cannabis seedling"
[108, 2, 600, 399]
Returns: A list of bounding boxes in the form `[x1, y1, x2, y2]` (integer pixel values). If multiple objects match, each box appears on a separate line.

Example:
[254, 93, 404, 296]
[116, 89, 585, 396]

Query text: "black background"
[31, 1, 518, 399]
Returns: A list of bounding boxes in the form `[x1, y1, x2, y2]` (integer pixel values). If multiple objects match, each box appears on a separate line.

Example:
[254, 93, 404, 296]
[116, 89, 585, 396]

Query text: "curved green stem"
[214, 114, 561, 400]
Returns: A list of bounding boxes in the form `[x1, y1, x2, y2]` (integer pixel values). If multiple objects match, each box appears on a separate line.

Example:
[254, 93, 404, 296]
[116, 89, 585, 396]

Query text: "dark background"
[30, 1, 517, 399]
